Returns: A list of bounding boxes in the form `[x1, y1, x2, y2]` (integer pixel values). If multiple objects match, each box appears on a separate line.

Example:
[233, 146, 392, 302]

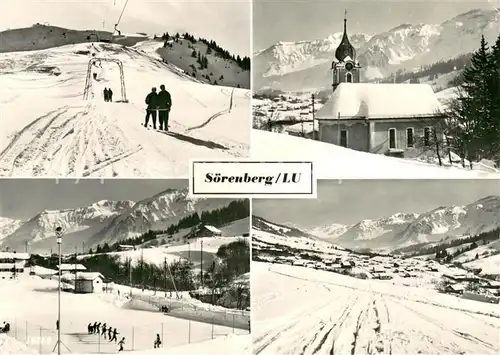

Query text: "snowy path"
[252, 262, 500, 355]
[0, 43, 250, 177]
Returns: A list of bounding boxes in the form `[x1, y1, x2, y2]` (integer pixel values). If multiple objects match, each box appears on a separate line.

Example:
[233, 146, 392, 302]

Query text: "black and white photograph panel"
[0, 179, 251, 354]
[252, 0, 500, 179]
[252, 179, 500, 355]
[0, 0, 251, 178]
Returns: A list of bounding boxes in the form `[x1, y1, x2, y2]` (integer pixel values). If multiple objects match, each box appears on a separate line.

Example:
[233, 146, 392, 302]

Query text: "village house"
[57, 263, 87, 273]
[315, 14, 445, 157]
[117, 245, 135, 252]
[0, 252, 30, 278]
[285, 122, 317, 139]
[73, 272, 105, 293]
[445, 283, 465, 294]
[191, 224, 222, 239]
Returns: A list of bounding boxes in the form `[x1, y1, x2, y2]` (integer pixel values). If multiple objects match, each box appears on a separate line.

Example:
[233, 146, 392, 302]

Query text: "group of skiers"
[0, 321, 11, 333]
[86, 323, 162, 351]
[144, 85, 172, 131]
[103, 88, 113, 102]
[87, 322, 125, 351]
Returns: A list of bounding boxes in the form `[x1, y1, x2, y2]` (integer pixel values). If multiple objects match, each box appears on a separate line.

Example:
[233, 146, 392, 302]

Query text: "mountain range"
[253, 8, 500, 92]
[0, 189, 237, 254]
[308, 195, 500, 251]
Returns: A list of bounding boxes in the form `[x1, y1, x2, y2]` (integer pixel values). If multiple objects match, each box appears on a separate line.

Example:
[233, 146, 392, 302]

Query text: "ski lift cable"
[115, 0, 131, 30]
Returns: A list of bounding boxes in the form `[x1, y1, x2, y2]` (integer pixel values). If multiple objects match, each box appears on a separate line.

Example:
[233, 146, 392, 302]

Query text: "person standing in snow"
[107, 326, 113, 340]
[103, 88, 108, 102]
[110, 328, 118, 342]
[153, 333, 161, 348]
[88, 323, 93, 334]
[144, 87, 158, 129]
[109, 88, 113, 102]
[157, 84, 172, 131]
[56, 320, 59, 330]
[101, 323, 107, 339]
[117, 337, 125, 352]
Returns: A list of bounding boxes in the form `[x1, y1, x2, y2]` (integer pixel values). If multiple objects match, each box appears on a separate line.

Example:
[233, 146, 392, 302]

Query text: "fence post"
[188, 320, 191, 344]
[211, 318, 214, 340]
[132, 326, 135, 350]
[15, 321, 17, 339]
[39, 326, 42, 354]
[98, 331, 101, 354]
[25, 320, 28, 342]
[232, 314, 235, 334]
[161, 323, 164, 348]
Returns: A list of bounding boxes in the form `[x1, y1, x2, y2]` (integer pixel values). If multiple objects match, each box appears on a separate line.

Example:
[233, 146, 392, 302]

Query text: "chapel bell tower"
[332, 10, 361, 91]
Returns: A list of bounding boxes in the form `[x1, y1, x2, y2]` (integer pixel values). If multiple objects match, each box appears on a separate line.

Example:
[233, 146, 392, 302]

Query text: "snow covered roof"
[0, 262, 25, 268]
[316, 83, 444, 120]
[285, 122, 317, 134]
[204, 225, 222, 234]
[0, 252, 30, 260]
[448, 283, 465, 292]
[65, 272, 104, 281]
[57, 264, 86, 271]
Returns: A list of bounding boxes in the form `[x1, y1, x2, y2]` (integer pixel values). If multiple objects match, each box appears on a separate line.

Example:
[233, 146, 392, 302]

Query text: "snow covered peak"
[254, 8, 499, 92]
[309, 195, 500, 252]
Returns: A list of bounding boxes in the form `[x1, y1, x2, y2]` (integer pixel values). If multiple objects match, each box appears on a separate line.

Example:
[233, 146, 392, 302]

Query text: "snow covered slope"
[0, 24, 146, 53]
[251, 130, 499, 179]
[254, 8, 500, 91]
[0, 217, 24, 242]
[1, 200, 134, 253]
[0, 42, 250, 177]
[0, 275, 248, 354]
[252, 262, 500, 355]
[311, 196, 500, 251]
[0, 188, 243, 253]
[88, 189, 236, 245]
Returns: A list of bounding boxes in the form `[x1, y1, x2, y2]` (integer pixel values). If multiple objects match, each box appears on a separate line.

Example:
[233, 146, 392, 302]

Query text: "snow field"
[251, 130, 500, 179]
[0, 276, 249, 354]
[0, 42, 250, 177]
[252, 262, 500, 355]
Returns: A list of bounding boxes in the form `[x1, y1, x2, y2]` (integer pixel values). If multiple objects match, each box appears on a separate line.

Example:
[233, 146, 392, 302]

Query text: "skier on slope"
[153, 334, 161, 348]
[101, 323, 107, 339]
[144, 87, 158, 129]
[110, 328, 119, 343]
[117, 337, 125, 352]
[157, 84, 172, 131]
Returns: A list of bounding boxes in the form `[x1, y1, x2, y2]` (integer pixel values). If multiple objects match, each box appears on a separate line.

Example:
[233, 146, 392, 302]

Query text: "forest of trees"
[88, 199, 249, 254]
[403, 227, 500, 260]
[435, 34, 500, 167]
[411, 34, 500, 168]
[158, 31, 250, 71]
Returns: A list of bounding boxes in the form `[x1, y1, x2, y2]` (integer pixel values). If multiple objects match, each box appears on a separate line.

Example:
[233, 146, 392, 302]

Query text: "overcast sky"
[253, 179, 500, 228]
[0, 179, 187, 220]
[253, 0, 498, 51]
[0, 0, 250, 56]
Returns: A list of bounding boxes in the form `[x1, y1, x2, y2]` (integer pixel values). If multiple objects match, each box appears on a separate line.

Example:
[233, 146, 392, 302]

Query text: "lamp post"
[54, 226, 64, 355]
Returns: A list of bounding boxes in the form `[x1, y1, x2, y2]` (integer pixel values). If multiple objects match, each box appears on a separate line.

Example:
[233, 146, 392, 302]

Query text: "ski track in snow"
[0, 43, 249, 177]
[253, 264, 500, 355]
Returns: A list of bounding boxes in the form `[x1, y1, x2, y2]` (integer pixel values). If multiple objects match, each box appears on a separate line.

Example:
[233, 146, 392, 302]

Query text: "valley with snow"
[251, 184, 500, 354]
[0, 7, 250, 177]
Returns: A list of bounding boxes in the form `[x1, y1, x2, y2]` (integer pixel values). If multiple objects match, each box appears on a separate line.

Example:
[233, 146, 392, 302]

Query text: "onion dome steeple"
[334, 10, 356, 62]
